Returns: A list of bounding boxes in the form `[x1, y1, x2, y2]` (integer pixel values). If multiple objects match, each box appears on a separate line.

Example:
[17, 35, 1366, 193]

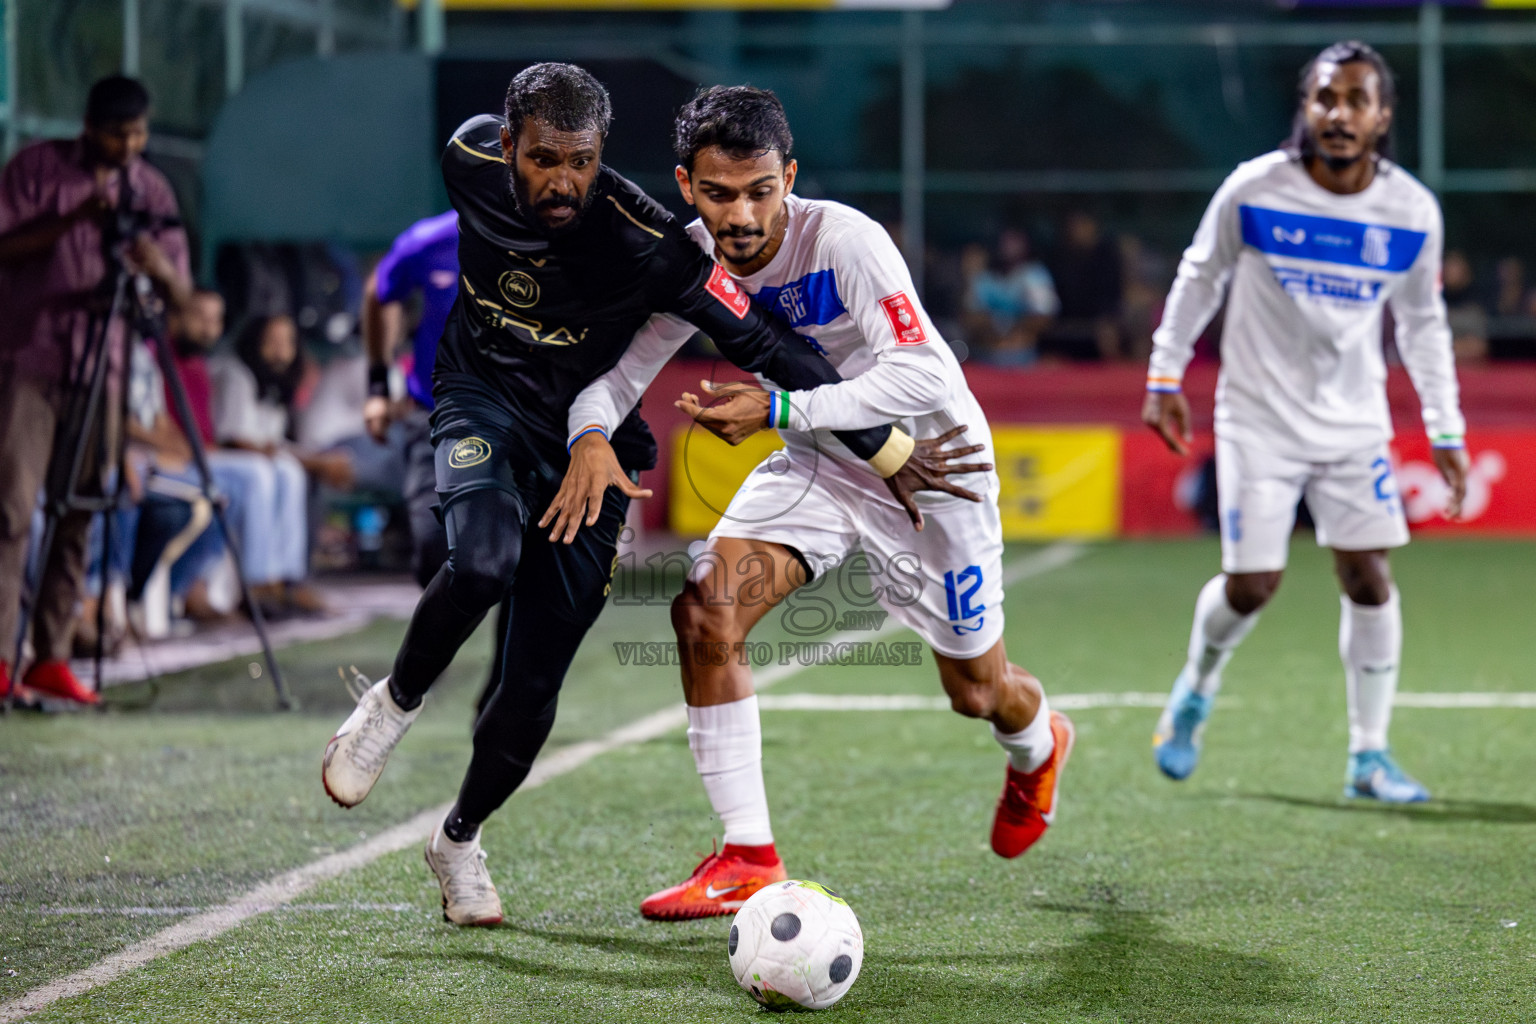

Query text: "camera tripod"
[6, 176, 290, 711]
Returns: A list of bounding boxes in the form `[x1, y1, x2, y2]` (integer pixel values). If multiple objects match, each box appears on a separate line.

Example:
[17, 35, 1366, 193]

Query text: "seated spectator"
[78, 339, 227, 651]
[961, 229, 1059, 367]
[1041, 210, 1123, 361]
[196, 306, 333, 616]
[1441, 250, 1488, 364]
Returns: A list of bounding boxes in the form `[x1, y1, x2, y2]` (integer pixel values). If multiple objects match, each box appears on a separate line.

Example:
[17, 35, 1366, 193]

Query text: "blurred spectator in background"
[78, 337, 227, 651]
[168, 290, 322, 619]
[1493, 256, 1525, 317]
[209, 313, 340, 615]
[1118, 234, 1171, 363]
[0, 75, 190, 704]
[961, 228, 1058, 367]
[1042, 210, 1123, 361]
[1441, 250, 1488, 364]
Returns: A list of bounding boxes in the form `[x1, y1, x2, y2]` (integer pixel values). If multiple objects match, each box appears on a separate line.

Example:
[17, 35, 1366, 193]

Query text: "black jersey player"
[321, 63, 952, 925]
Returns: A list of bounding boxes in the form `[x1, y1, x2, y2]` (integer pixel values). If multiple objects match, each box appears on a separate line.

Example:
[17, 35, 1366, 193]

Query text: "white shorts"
[707, 450, 1005, 660]
[1216, 436, 1410, 574]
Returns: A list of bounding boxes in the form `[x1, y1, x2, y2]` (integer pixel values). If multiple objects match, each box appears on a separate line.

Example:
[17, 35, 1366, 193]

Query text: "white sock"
[687, 696, 773, 848]
[1185, 574, 1262, 698]
[1341, 588, 1401, 754]
[992, 692, 1055, 774]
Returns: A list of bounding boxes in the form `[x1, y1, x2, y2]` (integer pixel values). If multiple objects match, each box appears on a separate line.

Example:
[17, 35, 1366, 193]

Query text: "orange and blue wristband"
[567, 423, 608, 452]
[1146, 375, 1182, 394]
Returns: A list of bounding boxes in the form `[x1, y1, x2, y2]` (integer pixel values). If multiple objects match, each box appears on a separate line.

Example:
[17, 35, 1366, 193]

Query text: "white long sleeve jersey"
[1148, 150, 1465, 461]
[568, 193, 995, 498]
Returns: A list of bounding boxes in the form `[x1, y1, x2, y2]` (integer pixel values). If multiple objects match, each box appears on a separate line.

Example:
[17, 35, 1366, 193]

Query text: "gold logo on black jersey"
[448, 436, 492, 469]
[499, 271, 540, 308]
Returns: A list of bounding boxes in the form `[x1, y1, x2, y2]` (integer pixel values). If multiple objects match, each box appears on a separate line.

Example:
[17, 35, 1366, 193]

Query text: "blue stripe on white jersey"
[1238, 205, 1426, 273]
[752, 268, 847, 329]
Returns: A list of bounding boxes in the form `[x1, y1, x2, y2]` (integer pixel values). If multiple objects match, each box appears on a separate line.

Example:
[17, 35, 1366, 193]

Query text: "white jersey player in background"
[540, 85, 1075, 920]
[1143, 42, 1469, 803]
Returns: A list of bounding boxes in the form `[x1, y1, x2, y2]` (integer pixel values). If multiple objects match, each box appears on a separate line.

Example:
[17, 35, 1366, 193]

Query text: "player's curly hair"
[504, 62, 612, 138]
[673, 85, 793, 172]
[1283, 40, 1397, 162]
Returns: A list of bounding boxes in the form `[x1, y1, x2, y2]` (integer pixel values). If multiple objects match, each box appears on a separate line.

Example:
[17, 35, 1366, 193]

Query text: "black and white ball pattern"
[727, 879, 864, 1011]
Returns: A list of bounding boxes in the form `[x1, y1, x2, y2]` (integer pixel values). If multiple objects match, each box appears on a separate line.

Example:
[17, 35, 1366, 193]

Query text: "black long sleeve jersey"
[434, 114, 891, 475]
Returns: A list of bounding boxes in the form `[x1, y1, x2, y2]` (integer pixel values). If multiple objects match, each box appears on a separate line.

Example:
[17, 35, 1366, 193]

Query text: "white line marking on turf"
[1391, 692, 1536, 709]
[758, 691, 1536, 713]
[0, 540, 1087, 1021]
[36, 902, 418, 917]
[758, 692, 1170, 712]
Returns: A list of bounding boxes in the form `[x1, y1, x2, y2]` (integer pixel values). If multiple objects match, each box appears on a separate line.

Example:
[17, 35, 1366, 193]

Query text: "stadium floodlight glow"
[395, 0, 952, 9]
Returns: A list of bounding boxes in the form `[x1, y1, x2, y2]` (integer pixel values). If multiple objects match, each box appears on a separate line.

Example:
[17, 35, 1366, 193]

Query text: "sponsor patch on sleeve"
[705, 263, 752, 320]
[879, 291, 928, 345]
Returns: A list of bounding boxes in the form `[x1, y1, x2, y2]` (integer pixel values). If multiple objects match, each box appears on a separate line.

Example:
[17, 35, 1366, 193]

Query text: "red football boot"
[640, 842, 787, 921]
[991, 711, 1075, 859]
[23, 660, 100, 706]
[0, 660, 11, 701]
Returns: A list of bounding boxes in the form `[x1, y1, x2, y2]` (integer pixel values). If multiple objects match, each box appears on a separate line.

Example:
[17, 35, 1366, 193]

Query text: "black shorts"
[430, 373, 629, 626]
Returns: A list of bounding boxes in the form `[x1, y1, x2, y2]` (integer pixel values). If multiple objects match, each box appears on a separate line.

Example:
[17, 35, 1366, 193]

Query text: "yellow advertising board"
[670, 423, 1121, 540]
[991, 426, 1121, 540]
[669, 424, 785, 537]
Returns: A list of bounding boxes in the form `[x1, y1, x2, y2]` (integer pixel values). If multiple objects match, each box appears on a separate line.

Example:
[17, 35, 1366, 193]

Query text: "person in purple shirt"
[362, 211, 507, 709]
[361, 209, 459, 586]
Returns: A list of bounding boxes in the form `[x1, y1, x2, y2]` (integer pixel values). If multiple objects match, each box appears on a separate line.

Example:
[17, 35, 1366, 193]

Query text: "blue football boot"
[1344, 749, 1430, 803]
[1152, 668, 1213, 781]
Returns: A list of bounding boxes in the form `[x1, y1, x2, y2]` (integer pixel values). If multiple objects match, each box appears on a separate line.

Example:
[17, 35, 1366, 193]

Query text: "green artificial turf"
[1, 539, 1532, 1022]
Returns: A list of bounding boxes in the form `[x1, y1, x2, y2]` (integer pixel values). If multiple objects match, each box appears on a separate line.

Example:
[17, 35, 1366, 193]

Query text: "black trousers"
[390, 379, 629, 825]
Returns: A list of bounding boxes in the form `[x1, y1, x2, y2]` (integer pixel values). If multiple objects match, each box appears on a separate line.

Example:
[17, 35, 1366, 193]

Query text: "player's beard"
[716, 225, 768, 266]
[1309, 125, 1371, 173]
[508, 165, 595, 236]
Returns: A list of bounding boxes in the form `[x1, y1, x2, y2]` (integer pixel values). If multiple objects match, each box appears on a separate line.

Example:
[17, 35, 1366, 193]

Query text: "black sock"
[442, 807, 479, 843]
[388, 675, 422, 712]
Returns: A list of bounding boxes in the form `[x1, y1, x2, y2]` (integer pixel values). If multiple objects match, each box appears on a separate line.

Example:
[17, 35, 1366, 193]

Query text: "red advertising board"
[1122, 428, 1536, 537]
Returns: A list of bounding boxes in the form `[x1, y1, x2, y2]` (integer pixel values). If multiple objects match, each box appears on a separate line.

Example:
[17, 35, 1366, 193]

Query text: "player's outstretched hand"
[540, 432, 652, 544]
[675, 380, 771, 446]
[1142, 390, 1193, 456]
[1433, 446, 1470, 519]
[884, 425, 993, 532]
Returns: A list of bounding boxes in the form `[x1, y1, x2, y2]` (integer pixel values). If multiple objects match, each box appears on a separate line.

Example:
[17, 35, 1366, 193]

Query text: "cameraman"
[0, 75, 190, 704]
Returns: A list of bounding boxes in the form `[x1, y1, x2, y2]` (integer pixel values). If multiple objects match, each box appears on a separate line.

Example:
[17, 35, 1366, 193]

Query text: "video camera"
[103, 165, 181, 254]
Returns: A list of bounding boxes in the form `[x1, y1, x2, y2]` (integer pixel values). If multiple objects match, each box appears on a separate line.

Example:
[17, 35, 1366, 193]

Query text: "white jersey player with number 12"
[1142, 42, 1469, 803]
[551, 86, 1074, 921]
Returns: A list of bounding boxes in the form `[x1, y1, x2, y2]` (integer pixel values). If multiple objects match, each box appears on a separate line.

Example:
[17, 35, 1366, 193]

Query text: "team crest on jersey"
[448, 437, 492, 469]
[879, 291, 927, 345]
[706, 263, 752, 320]
[498, 271, 540, 308]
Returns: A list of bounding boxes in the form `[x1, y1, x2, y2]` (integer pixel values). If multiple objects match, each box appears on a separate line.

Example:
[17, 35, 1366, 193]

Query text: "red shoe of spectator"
[22, 660, 100, 705]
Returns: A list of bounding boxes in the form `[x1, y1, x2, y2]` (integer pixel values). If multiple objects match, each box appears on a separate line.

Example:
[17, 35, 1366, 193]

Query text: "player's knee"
[444, 531, 520, 611]
[1227, 571, 1281, 614]
[447, 559, 509, 611]
[1336, 553, 1392, 605]
[670, 581, 744, 646]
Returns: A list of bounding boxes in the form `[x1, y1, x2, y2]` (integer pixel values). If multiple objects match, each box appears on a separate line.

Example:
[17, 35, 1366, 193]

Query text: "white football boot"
[322, 675, 421, 808]
[425, 824, 504, 926]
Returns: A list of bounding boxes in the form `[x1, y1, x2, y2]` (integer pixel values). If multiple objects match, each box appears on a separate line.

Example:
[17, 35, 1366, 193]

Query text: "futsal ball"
[727, 879, 864, 1011]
